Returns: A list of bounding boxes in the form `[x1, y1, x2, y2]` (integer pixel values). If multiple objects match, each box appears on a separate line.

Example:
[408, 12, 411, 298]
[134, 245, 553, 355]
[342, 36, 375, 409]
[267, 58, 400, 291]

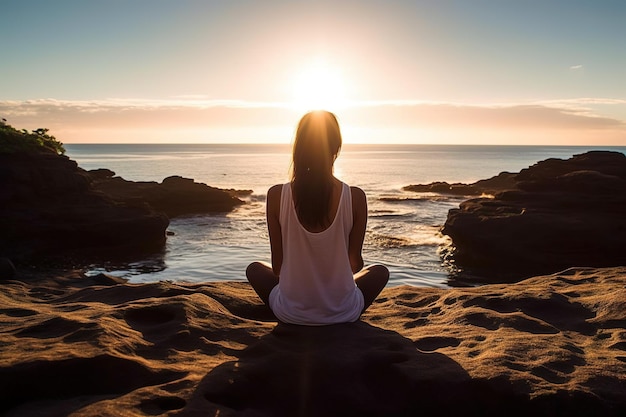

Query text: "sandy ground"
[1, 267, 625, 416]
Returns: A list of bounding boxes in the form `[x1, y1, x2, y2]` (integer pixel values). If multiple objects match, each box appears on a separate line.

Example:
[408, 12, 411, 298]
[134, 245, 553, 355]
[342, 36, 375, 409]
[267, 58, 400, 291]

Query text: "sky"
[1, 0, 625, 145]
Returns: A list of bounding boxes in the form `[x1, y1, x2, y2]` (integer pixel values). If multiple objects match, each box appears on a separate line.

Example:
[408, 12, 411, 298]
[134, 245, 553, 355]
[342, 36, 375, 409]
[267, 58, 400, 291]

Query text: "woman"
[246, 110, 389, 325]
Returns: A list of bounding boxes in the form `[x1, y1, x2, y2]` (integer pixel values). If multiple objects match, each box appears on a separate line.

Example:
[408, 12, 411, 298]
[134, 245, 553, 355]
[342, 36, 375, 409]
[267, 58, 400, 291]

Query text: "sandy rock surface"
[1, 267, 625, 416]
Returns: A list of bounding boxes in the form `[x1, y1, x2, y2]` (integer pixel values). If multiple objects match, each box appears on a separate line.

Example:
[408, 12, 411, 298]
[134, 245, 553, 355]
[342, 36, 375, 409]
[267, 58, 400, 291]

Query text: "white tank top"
[268, 182, 364, 325]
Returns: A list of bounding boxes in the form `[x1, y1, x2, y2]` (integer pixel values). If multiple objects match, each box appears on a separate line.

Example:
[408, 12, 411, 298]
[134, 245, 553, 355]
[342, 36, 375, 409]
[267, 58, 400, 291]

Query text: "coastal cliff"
[0, 151, 169, 263]
[407, 151, 626, 282]
[0, 149, 246, 265]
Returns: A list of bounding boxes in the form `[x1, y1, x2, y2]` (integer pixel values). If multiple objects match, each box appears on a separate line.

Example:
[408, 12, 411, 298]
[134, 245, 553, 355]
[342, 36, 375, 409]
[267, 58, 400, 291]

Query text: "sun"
[290, 62, 349, 112]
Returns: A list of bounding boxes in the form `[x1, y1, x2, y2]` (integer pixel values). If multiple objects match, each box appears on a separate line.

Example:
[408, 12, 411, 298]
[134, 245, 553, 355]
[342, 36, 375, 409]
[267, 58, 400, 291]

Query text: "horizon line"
[63, 142, 626, 147]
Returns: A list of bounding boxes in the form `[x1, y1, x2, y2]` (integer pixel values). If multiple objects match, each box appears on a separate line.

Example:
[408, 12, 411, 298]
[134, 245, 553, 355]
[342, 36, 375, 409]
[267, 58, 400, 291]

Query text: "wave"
[247, 193, 267, 203]
[378, 194, 462, 203]
[368, 234, 414, 248]
[368, 210, 414, 219]
[368, 232, 449, 249]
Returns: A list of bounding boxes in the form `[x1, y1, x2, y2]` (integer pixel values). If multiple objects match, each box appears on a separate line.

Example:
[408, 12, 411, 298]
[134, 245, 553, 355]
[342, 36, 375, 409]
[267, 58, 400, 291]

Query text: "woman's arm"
[349, 186, 367, 273]
[267, 184, 283, 276]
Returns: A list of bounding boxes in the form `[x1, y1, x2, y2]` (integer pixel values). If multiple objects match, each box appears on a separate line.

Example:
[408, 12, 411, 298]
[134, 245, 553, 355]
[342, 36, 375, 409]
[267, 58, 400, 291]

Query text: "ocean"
[65, 143, 626, 288]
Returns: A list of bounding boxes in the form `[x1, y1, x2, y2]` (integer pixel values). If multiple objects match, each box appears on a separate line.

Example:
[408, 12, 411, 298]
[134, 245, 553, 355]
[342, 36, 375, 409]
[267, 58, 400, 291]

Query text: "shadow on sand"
[188, 321, 488, 417]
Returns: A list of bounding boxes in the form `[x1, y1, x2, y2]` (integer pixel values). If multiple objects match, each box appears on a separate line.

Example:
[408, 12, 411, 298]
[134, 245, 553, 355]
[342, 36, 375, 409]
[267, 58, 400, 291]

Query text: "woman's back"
[268, 182, 364, 325]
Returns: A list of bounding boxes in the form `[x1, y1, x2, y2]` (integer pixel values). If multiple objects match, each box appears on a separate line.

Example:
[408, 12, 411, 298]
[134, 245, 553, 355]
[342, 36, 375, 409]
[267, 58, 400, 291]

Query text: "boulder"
[441, 151, 626, 282]
[404, 171, 517, 196]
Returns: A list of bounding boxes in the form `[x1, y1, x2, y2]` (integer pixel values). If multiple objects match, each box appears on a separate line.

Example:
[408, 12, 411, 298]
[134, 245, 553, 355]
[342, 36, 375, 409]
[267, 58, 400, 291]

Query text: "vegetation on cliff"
[0, 118, 66, 155]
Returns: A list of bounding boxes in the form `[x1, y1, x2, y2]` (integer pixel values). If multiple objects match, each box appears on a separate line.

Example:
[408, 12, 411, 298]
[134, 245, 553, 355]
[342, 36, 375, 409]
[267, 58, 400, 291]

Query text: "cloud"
[570, 64, 584, 70]
[538, 98, 626, 106]
[1, 97, 625, 144]
[341, 100, 625, 130]
[0, 98, 295, 128]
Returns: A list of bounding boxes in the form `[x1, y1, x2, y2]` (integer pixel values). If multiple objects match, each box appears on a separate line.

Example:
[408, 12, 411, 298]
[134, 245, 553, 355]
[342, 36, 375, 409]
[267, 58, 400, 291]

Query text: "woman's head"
[292, 110, 342, 179]
[290, 110, 343, 229]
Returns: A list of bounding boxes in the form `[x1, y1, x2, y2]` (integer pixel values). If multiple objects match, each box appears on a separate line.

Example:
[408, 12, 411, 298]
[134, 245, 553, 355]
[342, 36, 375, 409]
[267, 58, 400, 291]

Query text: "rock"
[89, 173, 247, 217]
[91, 272, 129, 286]
[0, 149, 250, 264]
[442, 151, 626, 282]
[87, 168, 115, 180]
[0, 152, 169, 264]
[0, 266, 624, 416]
[404, 171, 517, 196]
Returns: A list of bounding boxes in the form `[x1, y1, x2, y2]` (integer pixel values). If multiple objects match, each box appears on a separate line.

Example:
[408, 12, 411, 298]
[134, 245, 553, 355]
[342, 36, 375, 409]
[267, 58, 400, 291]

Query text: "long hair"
[291, 110, 343, 229]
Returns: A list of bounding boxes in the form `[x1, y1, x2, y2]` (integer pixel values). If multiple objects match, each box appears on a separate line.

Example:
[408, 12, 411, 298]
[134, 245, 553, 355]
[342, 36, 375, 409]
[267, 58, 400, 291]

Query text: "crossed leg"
[246, 261, 389, 312]
[246, 261, 279, 306]
[354, 264, 390, 311]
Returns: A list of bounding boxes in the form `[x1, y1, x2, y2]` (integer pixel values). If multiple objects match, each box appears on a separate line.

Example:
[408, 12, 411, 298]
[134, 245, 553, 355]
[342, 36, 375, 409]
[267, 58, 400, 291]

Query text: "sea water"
[65, 144, 626, 288]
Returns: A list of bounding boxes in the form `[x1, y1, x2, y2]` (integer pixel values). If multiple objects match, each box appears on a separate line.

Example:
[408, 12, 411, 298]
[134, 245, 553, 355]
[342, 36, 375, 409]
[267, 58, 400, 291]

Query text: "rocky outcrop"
[0, 266, 624, 416]
[441, 151, 626, 282]
[1, 148, 254, 265]
[0, 151, 169, 264]
[88, 170, 247, 217]
[404, 171, 517, 196]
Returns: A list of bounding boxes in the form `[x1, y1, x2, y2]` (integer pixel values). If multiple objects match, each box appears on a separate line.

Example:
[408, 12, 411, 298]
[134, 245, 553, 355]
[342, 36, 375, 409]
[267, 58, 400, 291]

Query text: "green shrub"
[0, 118, 66, 155]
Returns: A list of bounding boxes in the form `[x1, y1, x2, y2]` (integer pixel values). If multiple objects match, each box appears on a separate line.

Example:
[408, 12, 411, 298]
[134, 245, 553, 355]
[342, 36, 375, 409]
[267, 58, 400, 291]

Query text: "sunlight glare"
[290, 62, 349, 112]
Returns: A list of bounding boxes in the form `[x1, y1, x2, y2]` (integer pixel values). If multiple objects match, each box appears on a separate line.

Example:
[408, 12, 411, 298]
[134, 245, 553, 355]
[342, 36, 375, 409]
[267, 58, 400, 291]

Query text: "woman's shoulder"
[268, 183, 284, 194]
[266, 184, 284, 219]
[267, 183, 284, 201]
[349, 185, 366, 201]
[349, 186, 367, 214]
